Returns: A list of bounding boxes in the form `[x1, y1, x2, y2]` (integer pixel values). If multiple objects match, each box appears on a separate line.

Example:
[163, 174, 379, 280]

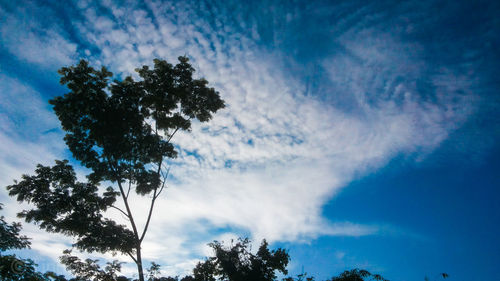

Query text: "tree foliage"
[0, 203, 30, 252]
[59, 249, 123, 281]
[192, 238, 289, 281]
[282, 272, 315, 281]
[326, 269, 388, 281]
[7, 161, 132, 254]
[1, 203, 67, 281]
[6, 56, 225, 281]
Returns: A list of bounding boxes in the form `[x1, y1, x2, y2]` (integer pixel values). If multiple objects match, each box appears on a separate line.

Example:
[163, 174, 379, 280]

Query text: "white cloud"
[0, 75, 65, 201]
[0, 74, 72, 274]
[0, 5, 77, 69]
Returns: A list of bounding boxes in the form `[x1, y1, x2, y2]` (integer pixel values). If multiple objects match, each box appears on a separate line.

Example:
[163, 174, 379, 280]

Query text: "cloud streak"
[0, 4, 77, 68]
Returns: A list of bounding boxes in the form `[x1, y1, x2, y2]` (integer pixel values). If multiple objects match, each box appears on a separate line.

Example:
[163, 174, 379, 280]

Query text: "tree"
[282, 272, 315, 281]
[59, 249, 124, 281]
[192, 238, 290, 281]
[1, 203, 68, 281]
[7, 57, 225, 281]
[327, 269, 388, 281]
[145, 261, 194, 281]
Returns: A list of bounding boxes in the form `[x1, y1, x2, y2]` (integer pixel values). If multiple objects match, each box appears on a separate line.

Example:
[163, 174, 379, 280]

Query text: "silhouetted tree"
[7, 57, 225, 281]
[282, 272, 315, 281]
[0, 203, 30, 252]
[59, 249, 123, 281]
[193, 238, 289, 281]
[146, 262, 194, 281]
[327, 269, 388, 281]
[146, 262, 162, 281]
[1, 203, 68, 281]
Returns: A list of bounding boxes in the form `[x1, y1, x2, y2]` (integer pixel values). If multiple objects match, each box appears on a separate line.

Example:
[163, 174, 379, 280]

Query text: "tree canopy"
[326, 269, 388, 281]
[192, 238, 289, 281]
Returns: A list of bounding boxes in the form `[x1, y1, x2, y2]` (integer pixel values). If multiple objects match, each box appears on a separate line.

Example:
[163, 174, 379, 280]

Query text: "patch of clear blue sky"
[1, 0, 499, 280]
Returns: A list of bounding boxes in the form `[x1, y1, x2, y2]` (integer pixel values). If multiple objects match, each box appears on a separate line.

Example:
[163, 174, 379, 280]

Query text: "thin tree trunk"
[110, 162, 145, 281]
[136, 244, 145, 281]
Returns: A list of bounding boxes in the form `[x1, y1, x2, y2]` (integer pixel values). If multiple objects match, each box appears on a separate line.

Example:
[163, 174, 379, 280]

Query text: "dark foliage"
[193, 238, 289, 281]
[59, 249, 123, 281]
[0, 203, 30, 251]
[282, 272, 315, 281]
[1, 203, 67, 281]
[7, 161, 133, 254]
[327, 269, 388, 281]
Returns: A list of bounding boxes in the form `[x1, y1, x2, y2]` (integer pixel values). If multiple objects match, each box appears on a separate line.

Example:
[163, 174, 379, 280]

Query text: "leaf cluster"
[0, 203, 31, 251]
[193, 238, 289, 281]
[6, 161, 135, 254]
[51, 57, 224, 194]
[326, 269, 388, 281]
[59, 249, 124, 281]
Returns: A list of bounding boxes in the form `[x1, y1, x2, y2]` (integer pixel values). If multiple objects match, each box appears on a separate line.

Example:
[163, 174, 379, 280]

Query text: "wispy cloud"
[0, 74, 65, 200]
[0, 4, 77, 69]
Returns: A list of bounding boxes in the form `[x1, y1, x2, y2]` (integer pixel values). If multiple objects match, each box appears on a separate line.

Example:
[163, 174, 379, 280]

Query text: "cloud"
[0, 0, 484, 277]
[0, 73, 73, 274]
[0, 4, 77, 69]
[0, 74, 66, 200]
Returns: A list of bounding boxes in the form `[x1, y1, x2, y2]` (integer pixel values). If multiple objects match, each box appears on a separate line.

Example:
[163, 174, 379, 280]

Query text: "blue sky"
[0, 0, 499, 280]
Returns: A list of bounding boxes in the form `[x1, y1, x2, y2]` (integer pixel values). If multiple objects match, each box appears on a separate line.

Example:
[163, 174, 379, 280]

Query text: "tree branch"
[156, 167, 170, 199]
[140, 188, 157, 243]
[139, 130, 173, 243]
[126, 251, 138, 264]
[138, 124, 182, 248]
[116, 180, 140, 239]
[108, 160, 140, 242]
[165, 126, 180, 144]
[126, 175, 132, 199]
[110, 205, 129, 218]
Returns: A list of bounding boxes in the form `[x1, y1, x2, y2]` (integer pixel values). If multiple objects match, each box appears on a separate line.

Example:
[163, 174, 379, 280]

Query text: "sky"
[0, 0, 499, 280]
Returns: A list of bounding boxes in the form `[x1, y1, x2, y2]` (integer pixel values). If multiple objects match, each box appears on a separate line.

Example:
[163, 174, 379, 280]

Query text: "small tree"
[7, 57, 225, 281]
[193, 238, 290, 281]
[327, 269, 388, 281]
[59, 249, 124, 281]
